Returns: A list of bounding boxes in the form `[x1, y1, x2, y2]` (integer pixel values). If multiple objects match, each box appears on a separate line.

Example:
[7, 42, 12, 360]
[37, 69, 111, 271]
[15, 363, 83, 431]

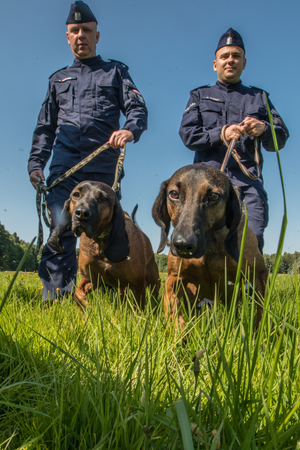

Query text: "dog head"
[47, 181, 129, 263]
[152, 164, 242, 262]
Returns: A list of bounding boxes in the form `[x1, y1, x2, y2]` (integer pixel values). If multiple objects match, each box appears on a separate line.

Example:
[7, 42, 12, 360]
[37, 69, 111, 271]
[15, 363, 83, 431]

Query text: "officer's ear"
[66, 30, 71, 46]
[213, 59, 217, 72]
[96, 30, 100, 43]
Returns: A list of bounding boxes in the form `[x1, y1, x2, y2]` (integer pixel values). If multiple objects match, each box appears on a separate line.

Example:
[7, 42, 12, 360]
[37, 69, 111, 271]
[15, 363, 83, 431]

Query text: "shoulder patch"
[191, 84, 210, 93]
[49, 66, 68, 79]
[249, 85, 270, 96]
[108, 59, 129, 71]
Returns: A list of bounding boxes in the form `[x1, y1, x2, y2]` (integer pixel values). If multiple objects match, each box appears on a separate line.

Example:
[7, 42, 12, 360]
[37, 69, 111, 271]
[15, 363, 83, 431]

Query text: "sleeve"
[27, 80, 58, 174]
[179, 91, 223, 151]
[260, 96, 289, 152]
[118, 67, 148, 143]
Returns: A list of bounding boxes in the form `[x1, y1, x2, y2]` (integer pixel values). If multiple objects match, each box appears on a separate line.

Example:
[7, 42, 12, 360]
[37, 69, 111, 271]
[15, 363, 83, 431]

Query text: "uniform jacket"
[179, 80, 289, 187]
[28, 55, 148, 175]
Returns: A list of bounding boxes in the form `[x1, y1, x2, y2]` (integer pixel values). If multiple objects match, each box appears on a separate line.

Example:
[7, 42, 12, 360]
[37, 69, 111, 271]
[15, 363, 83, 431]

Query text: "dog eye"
[208, 192, 220, 202]
[98, 194, 108, 202]
[73, 192, 80, 199]
[169, 190, 179, 200]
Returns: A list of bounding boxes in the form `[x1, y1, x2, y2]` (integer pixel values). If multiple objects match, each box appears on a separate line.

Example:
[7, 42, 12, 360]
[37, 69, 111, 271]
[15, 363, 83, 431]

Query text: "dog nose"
[74, 207, 91, 220]
[173, 235, 197, 254]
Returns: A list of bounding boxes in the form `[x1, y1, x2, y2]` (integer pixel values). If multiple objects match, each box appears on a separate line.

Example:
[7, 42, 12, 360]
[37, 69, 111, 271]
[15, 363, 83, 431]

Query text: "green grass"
[1, 272, 300, 449]
[0, 103, 296, 449]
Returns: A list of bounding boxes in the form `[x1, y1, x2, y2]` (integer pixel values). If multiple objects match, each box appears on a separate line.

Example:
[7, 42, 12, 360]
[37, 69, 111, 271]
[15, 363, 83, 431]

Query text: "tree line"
[0, 222, 298, 275]
[0, 223, 38, 272]
[264, 251, 300, 274]
[155, 251, 300, 275]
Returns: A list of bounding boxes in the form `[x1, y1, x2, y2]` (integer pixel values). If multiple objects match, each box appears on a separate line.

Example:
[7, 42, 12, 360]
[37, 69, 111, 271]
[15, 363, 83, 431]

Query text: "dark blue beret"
[215, 28, 245, 54]
[66, 1, 98, 25]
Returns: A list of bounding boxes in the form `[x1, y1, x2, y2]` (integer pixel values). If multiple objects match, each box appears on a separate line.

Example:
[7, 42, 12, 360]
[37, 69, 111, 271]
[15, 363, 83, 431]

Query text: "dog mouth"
[72, 217, 96, 238]
[73, 224, 86, 237]
[172, 247, 196, 259]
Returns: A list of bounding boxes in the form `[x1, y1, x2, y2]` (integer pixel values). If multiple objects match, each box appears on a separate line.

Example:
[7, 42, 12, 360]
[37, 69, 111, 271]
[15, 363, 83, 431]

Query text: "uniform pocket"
[55, 82, 74, 112]
[94, 79, 119, 116]
[199, 100, 222, 128]
[245, 105, 267, 120]
[181, 103, 199, 127]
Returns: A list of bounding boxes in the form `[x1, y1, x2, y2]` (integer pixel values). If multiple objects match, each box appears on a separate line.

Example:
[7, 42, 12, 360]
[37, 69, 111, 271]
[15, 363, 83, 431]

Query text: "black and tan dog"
[152, 163, 268, 330]
[48, 181, 160, 309]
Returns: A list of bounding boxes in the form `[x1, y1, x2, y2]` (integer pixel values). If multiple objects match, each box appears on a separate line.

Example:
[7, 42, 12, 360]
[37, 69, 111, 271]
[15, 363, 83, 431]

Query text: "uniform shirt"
[28, 55, 148, 175]
[179, 80, 289, 187]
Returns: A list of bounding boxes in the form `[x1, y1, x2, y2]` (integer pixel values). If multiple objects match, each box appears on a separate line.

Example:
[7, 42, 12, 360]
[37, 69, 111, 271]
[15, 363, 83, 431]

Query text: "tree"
[0, 222, 38, 271]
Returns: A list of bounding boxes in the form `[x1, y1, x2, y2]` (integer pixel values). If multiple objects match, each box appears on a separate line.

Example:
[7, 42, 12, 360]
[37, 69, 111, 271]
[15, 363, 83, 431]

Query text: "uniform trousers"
[237, 184, 269, 254]
[39, 170, 119, 302]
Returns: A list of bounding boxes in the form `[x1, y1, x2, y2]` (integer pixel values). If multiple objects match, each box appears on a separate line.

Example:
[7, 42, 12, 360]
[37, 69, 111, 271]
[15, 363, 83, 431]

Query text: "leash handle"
[112, 144, 126, 192]
[220, 122, 244, 173]
[220, 135, 237, 172]
[220, 122, 261, 180]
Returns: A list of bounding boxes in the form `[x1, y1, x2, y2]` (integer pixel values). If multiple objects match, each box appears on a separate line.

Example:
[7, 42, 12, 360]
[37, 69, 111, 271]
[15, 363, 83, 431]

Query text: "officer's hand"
[223, 124, 245, 142]
[30, 170, 45, 190]
[109, 130, 134, 149]
[243, 117, 266, 137]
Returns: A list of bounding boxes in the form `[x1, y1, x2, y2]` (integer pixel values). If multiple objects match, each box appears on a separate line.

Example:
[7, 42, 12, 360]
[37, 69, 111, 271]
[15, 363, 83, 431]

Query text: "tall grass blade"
[175, 399, 194, 450]
[263, 92, 287, 295]
[267, 325, 285, 408]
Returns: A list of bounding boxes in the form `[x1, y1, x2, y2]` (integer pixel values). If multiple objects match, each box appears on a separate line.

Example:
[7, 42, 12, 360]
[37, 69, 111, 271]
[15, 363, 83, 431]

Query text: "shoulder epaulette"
[191, 84, 210, 93]
[49, 66, 68, 79]
[108, 59, 129, 71]
[249, 85, 270, 96]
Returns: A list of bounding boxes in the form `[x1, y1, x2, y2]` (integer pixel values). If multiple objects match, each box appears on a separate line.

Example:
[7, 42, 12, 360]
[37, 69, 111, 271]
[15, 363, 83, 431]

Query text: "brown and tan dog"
[152, 163, 268, 330]
[48, 181, 160, 309]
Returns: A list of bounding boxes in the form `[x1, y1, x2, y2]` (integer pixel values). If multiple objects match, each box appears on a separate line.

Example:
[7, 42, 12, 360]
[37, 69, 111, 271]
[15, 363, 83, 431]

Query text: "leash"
[220, 123, 261, 180]
[35, 142, 126, 253]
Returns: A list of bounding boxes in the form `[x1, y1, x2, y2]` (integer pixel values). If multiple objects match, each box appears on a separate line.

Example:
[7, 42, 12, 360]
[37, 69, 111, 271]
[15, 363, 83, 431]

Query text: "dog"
[48, 181, 160, 309]
[152, 163, 268, 330]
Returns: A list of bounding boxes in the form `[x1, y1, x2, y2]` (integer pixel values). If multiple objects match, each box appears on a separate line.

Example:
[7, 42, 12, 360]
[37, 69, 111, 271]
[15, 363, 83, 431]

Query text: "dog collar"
[96, 230, 111, 240]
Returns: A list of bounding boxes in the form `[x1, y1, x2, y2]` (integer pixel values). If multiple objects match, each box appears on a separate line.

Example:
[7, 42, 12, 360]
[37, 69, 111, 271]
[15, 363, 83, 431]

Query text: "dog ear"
[104, 196, 130, 263]
[152, 180, 171, 253]
[47, 199, 71, 253]
[224, 184, 242, 262]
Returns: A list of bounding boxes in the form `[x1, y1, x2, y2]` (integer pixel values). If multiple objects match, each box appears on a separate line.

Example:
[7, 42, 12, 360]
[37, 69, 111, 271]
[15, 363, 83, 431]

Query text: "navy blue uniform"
[28, 55, 147, 175]
[179, 80, 289, 251]
[28, 55, 148, 301]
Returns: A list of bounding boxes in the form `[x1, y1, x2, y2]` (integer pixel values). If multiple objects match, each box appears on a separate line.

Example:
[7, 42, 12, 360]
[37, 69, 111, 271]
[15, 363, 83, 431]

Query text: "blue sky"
[0, 0, 299, 255]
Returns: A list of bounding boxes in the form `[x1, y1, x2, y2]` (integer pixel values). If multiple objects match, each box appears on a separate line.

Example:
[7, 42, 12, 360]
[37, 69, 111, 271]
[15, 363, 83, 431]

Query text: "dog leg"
[75, 277, 92, 312]
[146, 255, 161, 298]
[164, 275, 187, 331]
[130, 285, 146, 310]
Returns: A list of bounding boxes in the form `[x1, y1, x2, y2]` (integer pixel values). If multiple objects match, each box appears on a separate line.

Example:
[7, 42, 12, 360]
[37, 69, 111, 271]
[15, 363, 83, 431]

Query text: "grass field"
[1, 270, 300, 449]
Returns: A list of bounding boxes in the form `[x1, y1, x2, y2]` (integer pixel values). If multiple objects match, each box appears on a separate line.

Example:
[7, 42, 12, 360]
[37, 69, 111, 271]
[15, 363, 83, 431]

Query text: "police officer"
[179, 28, 289, 253]
[28, 1, 148, 302]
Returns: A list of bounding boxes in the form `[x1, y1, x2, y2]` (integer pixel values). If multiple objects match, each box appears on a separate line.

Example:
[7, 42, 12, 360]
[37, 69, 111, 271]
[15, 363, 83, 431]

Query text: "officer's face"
[66, 22, 100, 59]
[213, 46, 246, 84]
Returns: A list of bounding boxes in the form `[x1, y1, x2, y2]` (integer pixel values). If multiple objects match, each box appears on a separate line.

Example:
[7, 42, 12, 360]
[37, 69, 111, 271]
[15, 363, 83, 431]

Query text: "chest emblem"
[202, 97, 222, 102]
